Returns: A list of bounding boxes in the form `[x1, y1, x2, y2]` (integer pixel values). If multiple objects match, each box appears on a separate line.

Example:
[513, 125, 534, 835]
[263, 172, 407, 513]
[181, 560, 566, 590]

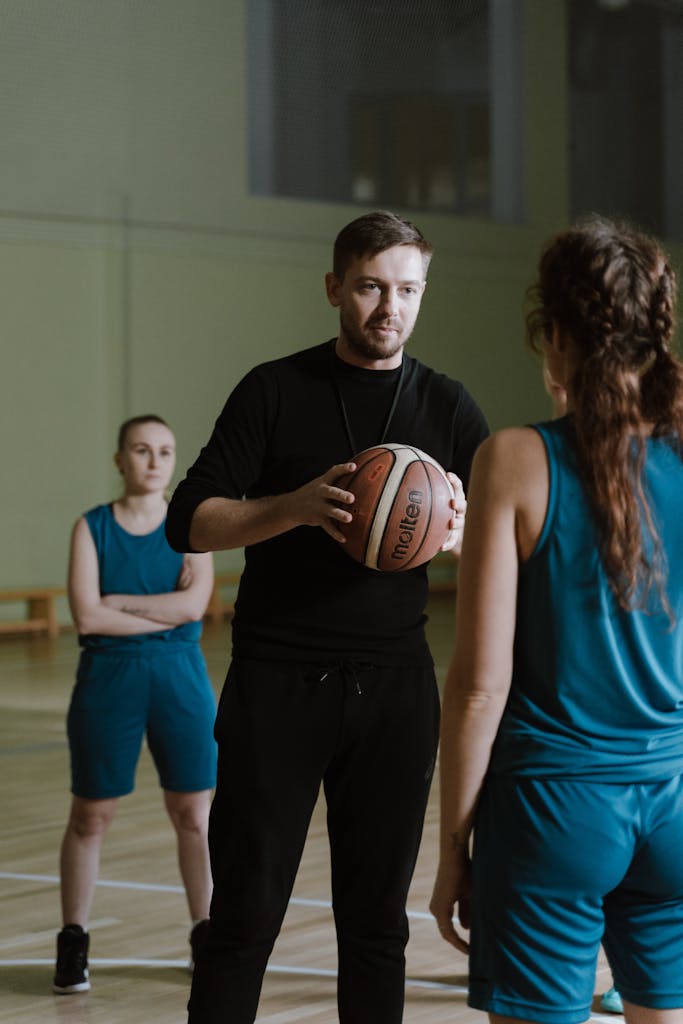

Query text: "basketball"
[336, 444, 455, 572]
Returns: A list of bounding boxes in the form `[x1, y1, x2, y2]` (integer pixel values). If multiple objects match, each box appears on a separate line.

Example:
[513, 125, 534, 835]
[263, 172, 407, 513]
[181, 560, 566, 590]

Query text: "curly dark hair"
[526, 216, 683, 615]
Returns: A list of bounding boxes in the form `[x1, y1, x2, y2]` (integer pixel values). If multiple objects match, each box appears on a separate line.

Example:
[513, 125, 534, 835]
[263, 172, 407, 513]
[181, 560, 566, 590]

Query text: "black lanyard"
[329, 339, 405, 458]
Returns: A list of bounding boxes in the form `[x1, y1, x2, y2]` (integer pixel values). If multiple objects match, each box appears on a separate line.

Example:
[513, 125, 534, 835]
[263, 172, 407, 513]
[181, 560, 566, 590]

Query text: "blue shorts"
[67, 644, 217, 799]
[469, 774, 683, 1023]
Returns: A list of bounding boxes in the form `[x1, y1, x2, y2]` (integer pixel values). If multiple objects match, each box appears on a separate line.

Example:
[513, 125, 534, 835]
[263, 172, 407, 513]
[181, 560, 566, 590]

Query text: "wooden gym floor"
[0, 594, 618, 1023]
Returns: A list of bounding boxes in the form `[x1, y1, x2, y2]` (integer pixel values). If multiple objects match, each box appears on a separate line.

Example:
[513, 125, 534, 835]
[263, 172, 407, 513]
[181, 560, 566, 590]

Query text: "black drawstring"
[346, 663, 363, 695]
[315, 660, 374, 695]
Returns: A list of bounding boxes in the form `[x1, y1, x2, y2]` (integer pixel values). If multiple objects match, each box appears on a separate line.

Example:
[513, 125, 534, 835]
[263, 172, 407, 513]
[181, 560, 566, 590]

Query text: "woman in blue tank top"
[544, 364, 624, 1017]
[430, 218, 683, 1024]
[53, 416, 218, 994]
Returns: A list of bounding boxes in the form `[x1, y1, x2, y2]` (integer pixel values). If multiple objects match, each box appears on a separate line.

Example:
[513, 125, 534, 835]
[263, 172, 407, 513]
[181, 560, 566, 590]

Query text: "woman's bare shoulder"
[472, 427, 547, 488]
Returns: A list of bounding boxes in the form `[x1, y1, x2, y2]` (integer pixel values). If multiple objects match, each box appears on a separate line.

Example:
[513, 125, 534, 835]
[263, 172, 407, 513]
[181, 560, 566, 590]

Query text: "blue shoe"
[600, 987, 623, 1014]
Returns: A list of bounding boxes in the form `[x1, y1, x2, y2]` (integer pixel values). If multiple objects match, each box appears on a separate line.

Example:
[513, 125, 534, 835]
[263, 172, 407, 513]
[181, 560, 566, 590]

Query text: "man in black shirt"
[167, 211, 489, 1023]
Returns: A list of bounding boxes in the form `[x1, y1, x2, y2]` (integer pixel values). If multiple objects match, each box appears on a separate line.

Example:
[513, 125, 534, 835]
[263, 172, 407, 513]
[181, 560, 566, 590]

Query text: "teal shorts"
[469, 774, 683, 1023]
[67, 644, 217, 799]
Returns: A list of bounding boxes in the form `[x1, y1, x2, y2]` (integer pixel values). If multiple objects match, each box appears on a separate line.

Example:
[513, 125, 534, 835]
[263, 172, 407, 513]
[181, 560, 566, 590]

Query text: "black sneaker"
[53, 924, 90, 994]
[189, 919, 210, 970]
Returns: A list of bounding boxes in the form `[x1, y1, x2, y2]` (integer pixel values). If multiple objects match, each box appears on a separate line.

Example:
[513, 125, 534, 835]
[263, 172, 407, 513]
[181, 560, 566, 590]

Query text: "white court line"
[0, 871, 184, 895]
[0, 957, 188, 969]
[0, 957, 465, 993]
[266, 964, 468, 993]
[0, 872, 433, 920]
[0, 957, 621, 1017]
[0, 919, 119, 951]
[2, 871, 616, 1017]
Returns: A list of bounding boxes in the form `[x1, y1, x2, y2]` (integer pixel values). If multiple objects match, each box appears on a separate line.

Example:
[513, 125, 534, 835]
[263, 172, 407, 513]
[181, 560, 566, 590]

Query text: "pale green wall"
[1, 241, 108, 586]
[1, 0, 678, 620]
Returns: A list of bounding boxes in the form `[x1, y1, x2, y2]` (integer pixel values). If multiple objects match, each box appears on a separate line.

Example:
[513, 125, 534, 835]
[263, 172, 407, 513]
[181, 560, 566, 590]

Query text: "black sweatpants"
[187, 656, 440, 1024]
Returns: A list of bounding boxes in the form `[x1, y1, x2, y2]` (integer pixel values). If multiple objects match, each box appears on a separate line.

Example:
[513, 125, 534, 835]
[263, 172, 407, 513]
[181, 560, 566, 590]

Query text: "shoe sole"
[53, 975, 90, 995]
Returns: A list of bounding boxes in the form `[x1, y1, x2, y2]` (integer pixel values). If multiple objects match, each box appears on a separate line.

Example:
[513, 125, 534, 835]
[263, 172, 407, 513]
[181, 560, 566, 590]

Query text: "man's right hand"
[289, 462, 357, 542]
[188, 463, 357, 552]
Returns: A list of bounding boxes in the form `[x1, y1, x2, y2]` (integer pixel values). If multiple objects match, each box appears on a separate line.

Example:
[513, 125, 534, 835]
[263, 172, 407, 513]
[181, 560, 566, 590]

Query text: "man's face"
[325, 245, 427, 368]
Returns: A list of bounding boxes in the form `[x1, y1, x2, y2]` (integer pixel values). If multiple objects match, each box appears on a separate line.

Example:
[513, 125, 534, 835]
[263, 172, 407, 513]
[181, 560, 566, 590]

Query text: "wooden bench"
[0, 586, 66, 639]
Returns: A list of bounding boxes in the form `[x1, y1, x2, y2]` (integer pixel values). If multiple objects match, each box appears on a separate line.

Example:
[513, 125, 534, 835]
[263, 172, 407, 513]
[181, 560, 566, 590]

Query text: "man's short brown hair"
[332, 210, 433, 280]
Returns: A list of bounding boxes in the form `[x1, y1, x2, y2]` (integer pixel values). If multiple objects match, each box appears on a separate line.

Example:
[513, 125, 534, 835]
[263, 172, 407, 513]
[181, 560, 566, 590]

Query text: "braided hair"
[527, 216, 683, 615]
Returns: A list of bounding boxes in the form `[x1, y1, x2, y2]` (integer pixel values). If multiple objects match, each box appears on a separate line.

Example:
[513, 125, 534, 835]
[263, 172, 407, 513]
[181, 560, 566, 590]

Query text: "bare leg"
[164, 789, 212, 922]
[490, 1016, 542, 1024]
[490, 1007, 683, 1024]
[623, 1003, 683, 1024]
[59, 797, 118, 926]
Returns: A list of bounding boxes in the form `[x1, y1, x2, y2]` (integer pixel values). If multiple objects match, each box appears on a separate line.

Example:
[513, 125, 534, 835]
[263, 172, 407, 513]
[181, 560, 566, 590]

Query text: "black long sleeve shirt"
[166, 340, 489, 665]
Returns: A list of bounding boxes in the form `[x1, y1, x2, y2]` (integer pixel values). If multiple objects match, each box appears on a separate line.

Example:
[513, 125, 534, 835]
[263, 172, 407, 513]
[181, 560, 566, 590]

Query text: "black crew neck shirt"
[166, 340, 489, 664]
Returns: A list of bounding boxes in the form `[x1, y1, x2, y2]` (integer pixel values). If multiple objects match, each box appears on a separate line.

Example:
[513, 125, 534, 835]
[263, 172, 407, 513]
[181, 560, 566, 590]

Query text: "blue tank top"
[80, 503, 201, 650]
[490, 418, 683, 782]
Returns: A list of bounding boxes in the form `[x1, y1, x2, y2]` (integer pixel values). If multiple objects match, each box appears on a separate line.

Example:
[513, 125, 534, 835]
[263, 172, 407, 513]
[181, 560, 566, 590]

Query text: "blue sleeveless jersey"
[490, 418, 683, 781]
[81, 503, 202, 650]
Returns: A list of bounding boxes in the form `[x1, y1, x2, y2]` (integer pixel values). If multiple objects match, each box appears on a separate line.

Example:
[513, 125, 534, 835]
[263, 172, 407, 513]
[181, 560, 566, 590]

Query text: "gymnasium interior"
[1, 2, 682, 1021]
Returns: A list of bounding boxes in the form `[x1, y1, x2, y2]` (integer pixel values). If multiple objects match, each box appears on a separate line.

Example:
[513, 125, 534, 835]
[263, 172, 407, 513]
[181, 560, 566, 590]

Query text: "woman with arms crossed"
[431, 218, 683, 1024]
[54, 415, 217, 993]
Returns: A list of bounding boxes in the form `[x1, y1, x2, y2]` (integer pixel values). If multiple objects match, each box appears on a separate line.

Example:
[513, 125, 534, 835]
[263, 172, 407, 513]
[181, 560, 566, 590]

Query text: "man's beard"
[340, 311, 408, 362]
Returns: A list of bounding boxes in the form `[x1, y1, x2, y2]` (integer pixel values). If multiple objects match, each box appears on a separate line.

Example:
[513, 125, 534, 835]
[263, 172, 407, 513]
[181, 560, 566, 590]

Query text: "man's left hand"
[441, 472, 466, 556]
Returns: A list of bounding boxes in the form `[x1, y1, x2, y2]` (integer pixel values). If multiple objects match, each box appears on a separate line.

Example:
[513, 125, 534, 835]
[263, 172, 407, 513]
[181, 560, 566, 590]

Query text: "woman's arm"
[429, 428, 547, 951]
[68, 517, 171, 636]
[101, 552, 214, 625]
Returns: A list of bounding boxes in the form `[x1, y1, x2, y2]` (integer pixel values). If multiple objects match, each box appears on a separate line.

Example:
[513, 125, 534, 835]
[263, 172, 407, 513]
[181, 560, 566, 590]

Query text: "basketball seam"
[367, 450, 426, 571]
[365, 461, 405, 569]
[399, 454, 447, 570]
[344, 444, 453, 572]
[400, 475, 436, 569]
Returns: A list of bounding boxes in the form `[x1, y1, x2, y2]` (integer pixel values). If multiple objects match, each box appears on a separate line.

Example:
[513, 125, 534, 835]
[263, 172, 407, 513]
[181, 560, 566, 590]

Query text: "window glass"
[247, 0, 525, 222]
[570, 0, 683, 241]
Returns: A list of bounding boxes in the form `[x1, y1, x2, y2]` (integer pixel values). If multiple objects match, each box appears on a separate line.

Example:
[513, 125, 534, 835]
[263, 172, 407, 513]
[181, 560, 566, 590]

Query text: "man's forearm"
[189, 494, 298, 552]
